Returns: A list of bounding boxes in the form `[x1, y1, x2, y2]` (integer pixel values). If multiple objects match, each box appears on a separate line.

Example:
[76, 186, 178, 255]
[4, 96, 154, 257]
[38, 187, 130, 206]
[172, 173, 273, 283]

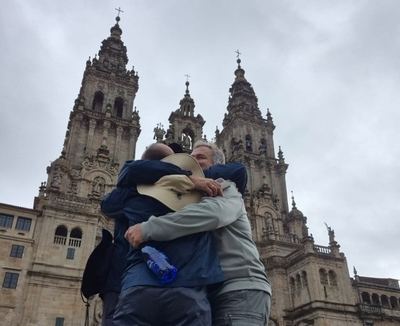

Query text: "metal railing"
[54, 235, 67, 245]
[314, 245, 331, 255]
[359, 304, 382, 315]
[68, 238, 82, 248]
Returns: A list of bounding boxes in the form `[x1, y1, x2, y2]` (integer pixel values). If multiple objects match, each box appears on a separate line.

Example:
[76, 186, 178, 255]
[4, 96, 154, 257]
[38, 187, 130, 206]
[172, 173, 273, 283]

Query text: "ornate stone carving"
[253, 183, 280, 212]
[50, 170, 63, 189]
[67, 170, 79, 195]
[82, 147, 119, 176]
[91, 176, 106, 198]
[243, 189, 252, 212]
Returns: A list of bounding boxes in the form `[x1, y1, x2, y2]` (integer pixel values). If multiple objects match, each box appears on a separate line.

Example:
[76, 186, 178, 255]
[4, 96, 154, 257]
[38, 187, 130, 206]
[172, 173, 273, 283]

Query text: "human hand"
[124, 224, 143, 248]
[189, 176, 223, 197]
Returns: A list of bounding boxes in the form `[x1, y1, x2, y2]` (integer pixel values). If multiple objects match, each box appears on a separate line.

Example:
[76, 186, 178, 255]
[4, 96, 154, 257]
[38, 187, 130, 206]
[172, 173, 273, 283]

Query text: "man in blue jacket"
[100, 143, 192, 325]
[102, 143, 226, 326]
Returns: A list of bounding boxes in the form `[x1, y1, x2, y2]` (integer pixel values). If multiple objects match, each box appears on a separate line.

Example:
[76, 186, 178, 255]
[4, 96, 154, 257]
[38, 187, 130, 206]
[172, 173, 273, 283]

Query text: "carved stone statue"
[181, 133, 191, 149]
[153, 123, 166, 142]
[325, 222, 336, 244]
[245, 135, 252, 151]
[92, 176, 106, 197]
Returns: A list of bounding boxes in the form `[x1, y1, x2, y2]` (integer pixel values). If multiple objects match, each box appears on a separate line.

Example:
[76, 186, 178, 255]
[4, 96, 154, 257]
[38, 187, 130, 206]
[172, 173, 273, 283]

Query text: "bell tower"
[216, 57, 297, 245]
[44, 15, 141, 202]
[164, 80, 205, 152]
[217, 57, 358, 326]
[20, 16, 141, 326]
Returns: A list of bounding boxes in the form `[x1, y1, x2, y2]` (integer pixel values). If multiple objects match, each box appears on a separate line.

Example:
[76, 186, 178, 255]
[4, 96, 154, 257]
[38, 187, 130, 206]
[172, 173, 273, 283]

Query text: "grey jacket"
[140, 180, 271, 296]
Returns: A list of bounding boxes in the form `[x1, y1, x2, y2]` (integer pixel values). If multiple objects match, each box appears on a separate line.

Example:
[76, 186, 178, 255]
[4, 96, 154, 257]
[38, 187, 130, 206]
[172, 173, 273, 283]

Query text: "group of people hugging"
[83, 140, 272, 326]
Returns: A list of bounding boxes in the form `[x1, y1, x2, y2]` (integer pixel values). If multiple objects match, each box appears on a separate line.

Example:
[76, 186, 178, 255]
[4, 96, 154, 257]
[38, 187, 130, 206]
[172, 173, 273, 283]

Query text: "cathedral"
[1, 16, 399, 326]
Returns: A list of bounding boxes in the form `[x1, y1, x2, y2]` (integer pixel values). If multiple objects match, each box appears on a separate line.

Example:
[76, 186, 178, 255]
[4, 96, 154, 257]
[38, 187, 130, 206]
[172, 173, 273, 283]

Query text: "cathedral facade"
[0, 17, 399, 326]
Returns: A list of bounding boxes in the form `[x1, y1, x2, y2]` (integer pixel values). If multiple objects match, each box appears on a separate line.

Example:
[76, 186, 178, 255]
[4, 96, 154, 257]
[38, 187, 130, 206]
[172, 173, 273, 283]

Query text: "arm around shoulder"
[117, 160, 191, 187]
[205, 163, 247, 195]
[141, 182, 244, 241]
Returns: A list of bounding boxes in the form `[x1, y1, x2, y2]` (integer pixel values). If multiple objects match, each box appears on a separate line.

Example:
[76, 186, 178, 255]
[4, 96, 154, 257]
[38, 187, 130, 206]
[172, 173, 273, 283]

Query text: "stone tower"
[217, 58, 361, 325]
[163, 80, 205, 151]
[216, 57, 291, 241]
[19, 16, 140, 325]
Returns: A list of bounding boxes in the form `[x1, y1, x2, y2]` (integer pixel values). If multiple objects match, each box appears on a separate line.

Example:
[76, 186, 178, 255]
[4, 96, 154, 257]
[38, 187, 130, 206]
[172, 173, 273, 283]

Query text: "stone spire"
[178, 80, 196, 117]
[287, 192, 309, 240]
[288, 192, 304, 219]
[213, 54, 294, 251]
[266, 108, 275, 132]
[91, 15, 129, 76]
[165, 79, 205, 152]
[223, 57, 263, 127]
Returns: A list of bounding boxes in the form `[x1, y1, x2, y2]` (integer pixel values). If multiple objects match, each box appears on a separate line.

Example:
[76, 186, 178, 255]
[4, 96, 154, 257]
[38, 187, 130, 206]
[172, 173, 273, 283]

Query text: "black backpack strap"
[81, 291, 90, 326]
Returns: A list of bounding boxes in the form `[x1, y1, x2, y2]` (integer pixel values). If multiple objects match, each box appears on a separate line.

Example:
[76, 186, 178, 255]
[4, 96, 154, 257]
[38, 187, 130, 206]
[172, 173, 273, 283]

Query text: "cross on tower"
[235, 49, 242, 59]
[115, 7, 124, 18]
[184, 74, 191, 82]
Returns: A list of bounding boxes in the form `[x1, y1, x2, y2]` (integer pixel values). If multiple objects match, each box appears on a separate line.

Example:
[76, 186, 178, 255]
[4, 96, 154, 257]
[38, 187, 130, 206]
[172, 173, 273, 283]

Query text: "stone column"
[114, 126, 124, 161]
[66, 113, 83, 157]
[102, 120, 111, 147]
[87, 119, 97, 153]
[128, 127, 139, 160]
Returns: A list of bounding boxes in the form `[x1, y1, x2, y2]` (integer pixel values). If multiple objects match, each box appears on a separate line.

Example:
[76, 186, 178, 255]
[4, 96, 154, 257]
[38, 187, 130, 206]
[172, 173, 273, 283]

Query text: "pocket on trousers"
[214, 312, 266, 326]
[217, 290, 248, 305]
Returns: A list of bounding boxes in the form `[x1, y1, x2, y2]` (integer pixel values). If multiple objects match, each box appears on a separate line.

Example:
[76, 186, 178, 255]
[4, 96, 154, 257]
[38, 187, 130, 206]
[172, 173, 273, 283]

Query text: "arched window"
[70, 227, 82, 239]
[92, 91, 104, 112]
[361, 292, 371, 304]
[301, 271, 308, 287]
[69, 227, 82, 247]
[55, 225, 68, 237]
[371, 293, 380, 306]
[296, 274, 301, 291]
[390, 296, 398, 309]
[259, 138, 267, 154]
[184, 104, 191, 116]
[328, 270, 337, 286]
[245, 135, 252, 152]
[54, 225, 67, 245]
[381, 295, 389, 308]
[114, 97, 124, 118]
[319, 269, 328, 285]
[289, 277, 295, 293]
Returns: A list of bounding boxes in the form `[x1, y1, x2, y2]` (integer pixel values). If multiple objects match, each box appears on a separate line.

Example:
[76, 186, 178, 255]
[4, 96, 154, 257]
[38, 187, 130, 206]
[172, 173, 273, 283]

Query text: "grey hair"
[193, 140, 225, 165]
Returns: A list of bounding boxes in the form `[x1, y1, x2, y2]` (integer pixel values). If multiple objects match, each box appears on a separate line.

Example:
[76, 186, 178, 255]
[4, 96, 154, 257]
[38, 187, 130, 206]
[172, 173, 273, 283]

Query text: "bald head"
[141, 143, 174, 160]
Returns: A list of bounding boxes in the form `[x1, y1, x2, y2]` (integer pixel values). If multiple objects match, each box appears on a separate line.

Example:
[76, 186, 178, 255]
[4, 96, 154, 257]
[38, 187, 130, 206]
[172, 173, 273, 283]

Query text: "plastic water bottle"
[141, 246, 178, 284]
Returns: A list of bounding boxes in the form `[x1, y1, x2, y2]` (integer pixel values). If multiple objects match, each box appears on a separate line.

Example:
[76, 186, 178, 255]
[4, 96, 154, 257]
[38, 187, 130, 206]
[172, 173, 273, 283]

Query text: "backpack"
[81, 228, 114, 299]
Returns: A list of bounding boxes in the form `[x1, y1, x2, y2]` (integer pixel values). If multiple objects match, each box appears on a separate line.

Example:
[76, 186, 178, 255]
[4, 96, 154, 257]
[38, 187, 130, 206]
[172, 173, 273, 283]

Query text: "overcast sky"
[1, 0, 399, 280]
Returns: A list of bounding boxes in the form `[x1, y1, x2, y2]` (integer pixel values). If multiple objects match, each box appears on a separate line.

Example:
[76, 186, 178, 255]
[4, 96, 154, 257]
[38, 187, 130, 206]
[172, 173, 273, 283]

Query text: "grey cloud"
[0, 0, 399, 279]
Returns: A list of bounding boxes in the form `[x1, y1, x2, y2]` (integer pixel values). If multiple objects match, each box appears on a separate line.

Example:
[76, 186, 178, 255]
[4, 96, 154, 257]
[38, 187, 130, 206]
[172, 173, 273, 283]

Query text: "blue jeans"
[210, 290, 271, 325]
[113, 286, 211, 326]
